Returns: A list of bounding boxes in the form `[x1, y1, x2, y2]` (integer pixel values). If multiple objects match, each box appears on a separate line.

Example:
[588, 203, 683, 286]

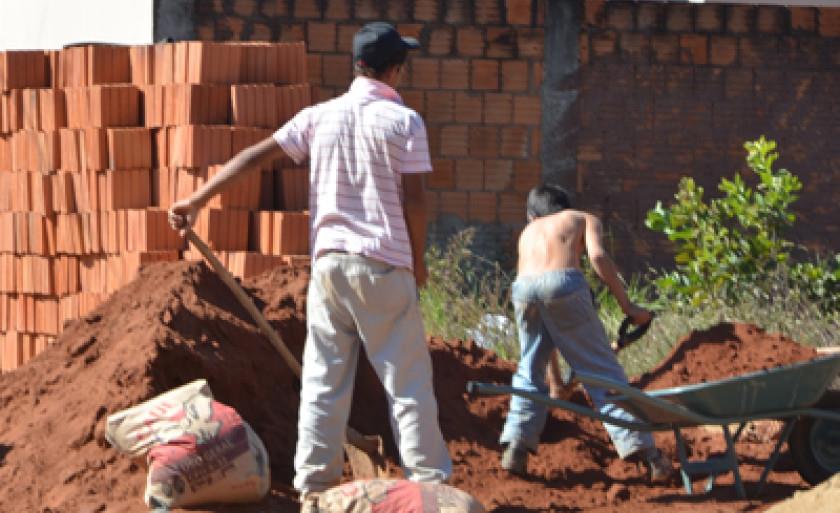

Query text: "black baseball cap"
[353, 22, 420, 71]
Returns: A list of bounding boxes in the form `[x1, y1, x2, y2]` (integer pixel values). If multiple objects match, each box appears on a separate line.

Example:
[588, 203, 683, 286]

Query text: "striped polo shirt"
[273, 76, 432, 270]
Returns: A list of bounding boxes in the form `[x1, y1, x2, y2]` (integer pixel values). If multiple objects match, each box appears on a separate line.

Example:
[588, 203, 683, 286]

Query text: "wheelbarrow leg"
[754, 418, 797, 497]
[676, 424, 746, 499]
[703, 422, 745, 495]
[722, 424, 746, 499]
[732, 421, 747, 442]
[674, 428, 694, 495]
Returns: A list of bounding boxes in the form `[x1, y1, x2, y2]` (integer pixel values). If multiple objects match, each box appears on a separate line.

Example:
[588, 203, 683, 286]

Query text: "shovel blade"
[343, 435, 387, 480]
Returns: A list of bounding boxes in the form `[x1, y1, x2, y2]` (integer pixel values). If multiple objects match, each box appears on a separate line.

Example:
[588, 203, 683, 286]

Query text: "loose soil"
[0, 262, 828, 512]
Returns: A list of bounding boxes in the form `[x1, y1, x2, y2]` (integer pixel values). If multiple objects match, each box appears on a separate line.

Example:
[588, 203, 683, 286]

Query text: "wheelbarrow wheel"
[789, 391, 840, 486]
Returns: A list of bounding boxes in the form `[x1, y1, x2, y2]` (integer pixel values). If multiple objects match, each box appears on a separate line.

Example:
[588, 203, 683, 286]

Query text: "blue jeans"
[499, 269, 654, 458]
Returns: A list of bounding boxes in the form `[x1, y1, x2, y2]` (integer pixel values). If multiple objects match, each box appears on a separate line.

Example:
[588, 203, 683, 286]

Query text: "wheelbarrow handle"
[466, 380, 664, 431]
[468, 368, 578, 398]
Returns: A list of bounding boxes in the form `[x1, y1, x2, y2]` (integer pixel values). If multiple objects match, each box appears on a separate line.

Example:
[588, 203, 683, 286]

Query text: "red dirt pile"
[0, 261, 827, 512]
[635, 322, 819, 390]
[0, 261, 309, 513]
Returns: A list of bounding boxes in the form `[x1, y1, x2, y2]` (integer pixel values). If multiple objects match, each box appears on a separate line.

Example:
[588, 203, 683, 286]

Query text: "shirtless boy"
[499, 183, 672, 481]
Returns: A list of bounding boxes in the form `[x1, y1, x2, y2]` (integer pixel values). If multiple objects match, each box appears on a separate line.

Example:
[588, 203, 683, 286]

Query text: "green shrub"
[789, 255, 840, 312]
[645, 136, 839, 310]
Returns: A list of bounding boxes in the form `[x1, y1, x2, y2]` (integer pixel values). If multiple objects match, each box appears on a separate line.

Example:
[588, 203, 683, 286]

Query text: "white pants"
[293, 253, 452, 493]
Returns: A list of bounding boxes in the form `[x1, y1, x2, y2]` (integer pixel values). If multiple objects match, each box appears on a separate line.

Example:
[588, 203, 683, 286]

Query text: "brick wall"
[187, 0, 840, 272]
[576, 1, 840, 270]
[193, 0, 546, 264]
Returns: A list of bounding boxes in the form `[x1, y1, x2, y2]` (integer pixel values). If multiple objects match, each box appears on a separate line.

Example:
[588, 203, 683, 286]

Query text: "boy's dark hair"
[526, 184, 572, 219]
[354, 47, 408, 79]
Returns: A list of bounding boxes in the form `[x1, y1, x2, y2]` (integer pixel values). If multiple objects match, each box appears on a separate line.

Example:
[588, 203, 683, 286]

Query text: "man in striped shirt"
[169, 21, 451, 510]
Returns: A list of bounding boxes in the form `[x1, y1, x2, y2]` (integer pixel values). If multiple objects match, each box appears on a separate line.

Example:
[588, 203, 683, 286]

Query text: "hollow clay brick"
[0, 51, 49, 91]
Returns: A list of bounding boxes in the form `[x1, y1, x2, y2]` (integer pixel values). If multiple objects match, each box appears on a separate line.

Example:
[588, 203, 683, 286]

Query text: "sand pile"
[767, 472, 840, 513]
[0, 261, 827, 512]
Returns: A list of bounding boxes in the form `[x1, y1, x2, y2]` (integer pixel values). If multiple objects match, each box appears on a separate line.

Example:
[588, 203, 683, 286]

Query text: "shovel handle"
[185, 229, 303, 377]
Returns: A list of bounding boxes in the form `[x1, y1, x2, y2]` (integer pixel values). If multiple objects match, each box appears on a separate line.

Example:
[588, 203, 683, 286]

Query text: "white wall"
[0, 0, 153, 51]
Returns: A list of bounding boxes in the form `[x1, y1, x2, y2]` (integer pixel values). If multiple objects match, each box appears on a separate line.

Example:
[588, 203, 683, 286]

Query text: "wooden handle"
[186, 230, 302, 377]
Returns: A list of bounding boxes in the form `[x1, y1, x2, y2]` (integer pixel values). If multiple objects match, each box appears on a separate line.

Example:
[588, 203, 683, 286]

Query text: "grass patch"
[420, 229, 517, 359]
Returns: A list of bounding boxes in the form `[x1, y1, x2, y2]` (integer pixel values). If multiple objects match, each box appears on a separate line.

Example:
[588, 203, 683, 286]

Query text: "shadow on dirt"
[0, 444, 10, 466]
[647, 481, 804, 506]
[490, 506, 582, 512]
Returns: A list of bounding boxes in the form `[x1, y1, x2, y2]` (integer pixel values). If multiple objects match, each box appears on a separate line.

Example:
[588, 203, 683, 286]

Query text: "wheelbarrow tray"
[612, 354, 840, 425]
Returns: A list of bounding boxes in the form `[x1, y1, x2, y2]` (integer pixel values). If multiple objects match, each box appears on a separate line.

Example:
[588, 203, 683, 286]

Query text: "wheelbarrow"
[467, 354, 840, 499]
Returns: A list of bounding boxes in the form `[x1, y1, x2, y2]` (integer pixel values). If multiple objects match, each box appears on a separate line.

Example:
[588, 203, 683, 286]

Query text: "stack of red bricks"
[0, 41, 313, 372]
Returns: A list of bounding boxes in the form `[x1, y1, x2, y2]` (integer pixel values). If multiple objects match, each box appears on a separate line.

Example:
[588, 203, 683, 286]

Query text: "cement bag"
[105, 379, 270, 509]
[317, 480, 485, 513]
[106, 380, 212, 457]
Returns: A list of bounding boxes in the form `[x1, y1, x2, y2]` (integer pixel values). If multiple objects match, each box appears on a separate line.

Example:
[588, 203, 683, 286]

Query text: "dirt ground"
[0, 261, 829, 512]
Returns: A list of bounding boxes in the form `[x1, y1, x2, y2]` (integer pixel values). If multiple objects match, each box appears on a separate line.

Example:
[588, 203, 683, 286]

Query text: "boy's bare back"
[517, 209, 603, 277]
[516, 184, 651, 325]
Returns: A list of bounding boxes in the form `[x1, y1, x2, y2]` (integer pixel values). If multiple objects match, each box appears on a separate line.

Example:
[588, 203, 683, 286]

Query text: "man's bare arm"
[190, 137, 284, 207]
[583, 214, 650, 324]
[169, 137, 286, 233]
[402, 173, 428, 287]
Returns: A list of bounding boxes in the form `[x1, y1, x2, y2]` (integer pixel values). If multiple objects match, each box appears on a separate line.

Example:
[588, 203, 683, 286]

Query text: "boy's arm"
[169, 136, 286, 234]
[583, 214, 651, 325]
[402, 173, 428, 288]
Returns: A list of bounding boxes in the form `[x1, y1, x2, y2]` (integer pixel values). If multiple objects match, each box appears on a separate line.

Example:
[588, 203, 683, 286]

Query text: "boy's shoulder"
[562, 209, 599, 222]
[546, 209, 587, 222]
[534, 209, 592, 234]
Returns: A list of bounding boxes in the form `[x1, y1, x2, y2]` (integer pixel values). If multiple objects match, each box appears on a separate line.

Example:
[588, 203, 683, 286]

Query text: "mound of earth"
[0, 261, 309, 513]
[0, 261, 827, 512]
[635, 322, 819, 390]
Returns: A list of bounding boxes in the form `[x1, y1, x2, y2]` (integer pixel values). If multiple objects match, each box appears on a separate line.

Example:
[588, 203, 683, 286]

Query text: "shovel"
[185, 229, 387, 479]
[610, 314, 654, 352]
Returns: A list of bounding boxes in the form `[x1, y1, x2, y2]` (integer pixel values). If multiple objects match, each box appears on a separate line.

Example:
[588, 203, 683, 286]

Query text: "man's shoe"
[644, 448, 674, 482]
[299, 492, 320, 513]
[500, 442, 529, 475]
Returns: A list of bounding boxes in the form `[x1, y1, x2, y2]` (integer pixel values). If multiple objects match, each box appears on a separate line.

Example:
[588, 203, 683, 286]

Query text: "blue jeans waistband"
[512, 269, 588, 303]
